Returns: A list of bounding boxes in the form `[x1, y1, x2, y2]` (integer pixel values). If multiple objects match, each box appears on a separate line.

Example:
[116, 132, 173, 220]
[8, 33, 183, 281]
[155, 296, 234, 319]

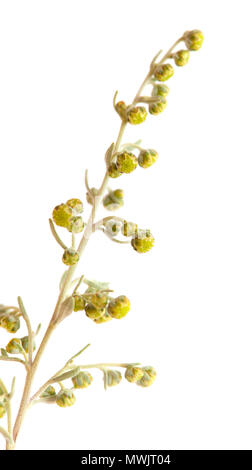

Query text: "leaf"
[84, 279, 110, 291]
[51, 367, 81, 383]
[54, 296, 74, 325]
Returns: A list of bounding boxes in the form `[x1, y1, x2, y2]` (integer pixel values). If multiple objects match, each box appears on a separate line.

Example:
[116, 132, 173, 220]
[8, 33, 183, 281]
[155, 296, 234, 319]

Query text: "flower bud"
[106, 370, 122, 387]
[72, 371, 93, 389]
[68, 216, 85, 233]
[138, 149, 158, 169]
[73, 294, 86, 312]
[127, 106, 147, 125]
[103, 189, 124, 211]
[62, 248, 79, 266]
[131, 230, 155, 253]
[121, 221, 138, 237]
[116, 152, 138, 174]
[154, 63, 174, 81]
[56, 389, 76, 408]
[52, 204, 72, 229]
[125, 366, 144, 383]
[21, 336, 36, 354]
[90, 292, 108, 309]
[115, 101, 127, 119]
[86, 187, 99, 205]
[173, 49, 190, 66]
[0, 314, 20, 333]
[40, 386, 56, 398]
[0, 402, 6, 419]
[149, 97, 167, 115]
[66, 198, 83, 214]
[104, 219, 122, 237]
[152, 84, 170, 98]
[108, 163, 122, 179]
[136, 366, 156, 387]
[6, 338, 22, 354]
[107, 295, 130, 319]
[85, 303, 105, 320]
[184, 30, 204, 51]
[93, 311, 112, 324]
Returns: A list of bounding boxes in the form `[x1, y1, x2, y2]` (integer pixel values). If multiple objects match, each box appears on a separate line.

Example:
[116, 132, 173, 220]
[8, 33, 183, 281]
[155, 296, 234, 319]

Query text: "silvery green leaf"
[51, 367, 80, 383]
[84, 279, 110, 290]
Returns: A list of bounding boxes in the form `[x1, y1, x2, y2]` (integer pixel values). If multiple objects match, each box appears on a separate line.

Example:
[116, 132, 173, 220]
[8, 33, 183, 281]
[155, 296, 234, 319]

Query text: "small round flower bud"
[115, 100, 127, 119]
[108, 163, 122, 179]
[103, 189, 124, 211]
[40, 385, 56, 398]
[106, 370, 122, 387]
[6, 338, 22, 354]
[85, 303, 105, 320]
[0, 403, 6, 419]
[127, 106, 147, 125]
[116, 152, 138, 174]
[21, 336, 36, 354]
[125, 366, 144, 383]
[173, 49, 190, 66]
[121, 221, 138, 237]
[66, 198, 83, 214]
[154, 63, 174, 81]
[136, 366, 156, 387]
[86, 187, 99, 205]
[107, 295, 130, 319]
[72, 371, 93, 389]
[138, 149, 158, 169]
[52, 204, 72, 229]
[62, 248, 79, 266]
[184, 30, 204, 51]
[93, 311, 112, 324]
[90, 293, 108, 309]
[56, 389, 76, 408]
[131, 230, 155, 253]
[68, 216, 85, 233]
[73, 294, 86, 312]
[104, 219, 122, 237]
[152, 84, 170, 98]
[0, 314, 20, 333]
[149, 97, 167, 115]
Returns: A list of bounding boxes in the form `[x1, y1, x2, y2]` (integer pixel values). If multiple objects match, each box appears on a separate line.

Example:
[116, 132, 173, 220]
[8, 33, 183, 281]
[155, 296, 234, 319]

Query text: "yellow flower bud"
[107, 295, 130, 319]
[125, 366, 144, 383]
[66, 198, 83, 214]
[103, 189, 124, 211]
[93, 311, 112, 324]
[6, 338, 22, 354]
[115, 100, 127, 119]
[108, 163, 122, 179]
[72, 371, 93, 389]
[85, 303, 105, 320]
[184, 30, 204, 51]
[56, 389, 76, 408]
[116, 152, 138, 174]
[40, 386, 56, 398]
[152, 84, 170, 98]
[0, 314, 20, 333]
[154, 63, 174, 81]
[127, 106, 147, 125]
[149, 97, 167, 115]
[138, 149, 158, 169]
[173, 49, 190, 66]
[121, 221, 138, 237]
[90, 292, 108, 309]
[68, 216, 85, 233]
[73, 294, 86, 312]
[136, 366, 156, 387]
[52, 203, 72, 229]
[106, 370, 122, 387]
[62, 248, 79, 266]
[131, 230, 155, 253]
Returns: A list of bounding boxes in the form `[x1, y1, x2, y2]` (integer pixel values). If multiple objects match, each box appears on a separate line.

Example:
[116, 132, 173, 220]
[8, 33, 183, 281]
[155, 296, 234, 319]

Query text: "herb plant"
[0, 29, 204, 450]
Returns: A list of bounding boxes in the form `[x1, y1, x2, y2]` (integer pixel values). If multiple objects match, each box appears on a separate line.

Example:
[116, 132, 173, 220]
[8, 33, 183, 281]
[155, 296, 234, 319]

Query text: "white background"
[0, 0, 252, 450]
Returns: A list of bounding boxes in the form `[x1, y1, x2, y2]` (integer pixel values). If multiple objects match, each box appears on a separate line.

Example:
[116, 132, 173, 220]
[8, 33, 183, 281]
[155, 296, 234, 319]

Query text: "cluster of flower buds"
[52, 198, 85, 233]
[108, 147, 159, 178]
[115, 101, 147, 125]
[0, 305, 20, 333]
[122, 222, 155, 254]
[85, 292, 131, 324]
[125, 365, 156, 387]
[4, 335, 36, 355]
